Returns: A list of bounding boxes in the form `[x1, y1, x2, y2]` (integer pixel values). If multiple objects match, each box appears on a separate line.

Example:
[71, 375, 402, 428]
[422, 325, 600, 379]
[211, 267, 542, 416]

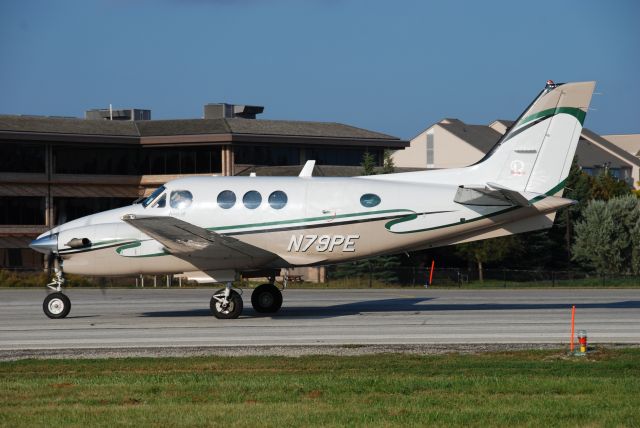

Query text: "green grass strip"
[1, 348, 638, 427]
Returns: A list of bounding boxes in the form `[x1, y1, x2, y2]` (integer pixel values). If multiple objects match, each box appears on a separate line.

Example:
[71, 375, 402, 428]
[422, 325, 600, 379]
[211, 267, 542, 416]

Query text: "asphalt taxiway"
[1, 288, 638, 357]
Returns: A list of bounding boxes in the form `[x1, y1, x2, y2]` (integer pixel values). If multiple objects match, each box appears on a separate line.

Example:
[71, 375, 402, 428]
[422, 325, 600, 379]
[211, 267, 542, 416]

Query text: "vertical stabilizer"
[477, 81, 595, 194]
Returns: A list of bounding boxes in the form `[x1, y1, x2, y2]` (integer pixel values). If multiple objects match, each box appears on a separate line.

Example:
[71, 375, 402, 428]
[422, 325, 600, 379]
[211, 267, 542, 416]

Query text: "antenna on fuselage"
[299, 160, 316, 177]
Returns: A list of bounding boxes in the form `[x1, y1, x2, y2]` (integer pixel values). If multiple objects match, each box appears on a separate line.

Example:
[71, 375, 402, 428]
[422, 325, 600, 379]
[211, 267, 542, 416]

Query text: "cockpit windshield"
[141, 186, 166, 208]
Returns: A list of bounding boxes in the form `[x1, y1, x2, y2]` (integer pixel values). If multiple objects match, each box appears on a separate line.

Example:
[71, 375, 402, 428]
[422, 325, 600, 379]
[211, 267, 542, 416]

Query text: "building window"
[0, 196, 45, 225]
[268, 191, 288, 209]
[581, 167, 594, 176]
[307, 147, 381, 166]
[0, 143, 46, 173]
[142, 147, 222, 175]
[0, 248, 43, 269]
[426, 133, 434, 167]
[54, 146, 140, 175]
[234, 145, 300, 166]
[217, 190, 236, 209]
[53, 197, 135, 225]
[242, 191, 262, 209]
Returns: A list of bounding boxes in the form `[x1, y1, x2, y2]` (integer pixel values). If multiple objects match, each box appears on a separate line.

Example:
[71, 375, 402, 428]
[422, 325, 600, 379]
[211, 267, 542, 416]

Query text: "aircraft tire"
[210, 289, 243, 319]
[43, 292, 71, 319]
[251, 284, 283, 314]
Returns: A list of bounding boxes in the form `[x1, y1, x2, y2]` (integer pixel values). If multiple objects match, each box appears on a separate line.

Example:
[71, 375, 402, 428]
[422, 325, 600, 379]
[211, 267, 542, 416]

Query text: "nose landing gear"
[210, 283, 243, 319]
[43, 267, 71, 319]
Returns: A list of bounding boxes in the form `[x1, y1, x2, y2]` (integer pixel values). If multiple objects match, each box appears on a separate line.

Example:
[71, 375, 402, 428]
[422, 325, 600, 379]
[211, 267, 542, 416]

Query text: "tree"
[360, 151, 377, 176]
[632, 219, 640, 274]
[455, 235, 521, 282]
[382, 150, 395, 174]
[572, 195, 640, 274]
[590, 171, 631, 201]
[546, 159, 633, 268]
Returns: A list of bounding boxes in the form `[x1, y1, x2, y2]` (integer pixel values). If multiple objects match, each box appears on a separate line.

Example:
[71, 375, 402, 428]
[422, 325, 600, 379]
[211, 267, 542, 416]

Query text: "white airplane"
[30, 81, 595, 319]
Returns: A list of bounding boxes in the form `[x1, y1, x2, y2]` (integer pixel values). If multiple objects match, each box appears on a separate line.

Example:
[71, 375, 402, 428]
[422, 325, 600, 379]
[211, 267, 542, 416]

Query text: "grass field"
[1, 348, 639, 427]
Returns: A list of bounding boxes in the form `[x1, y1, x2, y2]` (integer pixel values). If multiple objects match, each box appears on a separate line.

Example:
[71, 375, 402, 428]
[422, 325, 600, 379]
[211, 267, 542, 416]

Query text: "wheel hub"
[215, 300, 234, 314]
[258, 292, 274, 308]
[48, 298, 64, 315]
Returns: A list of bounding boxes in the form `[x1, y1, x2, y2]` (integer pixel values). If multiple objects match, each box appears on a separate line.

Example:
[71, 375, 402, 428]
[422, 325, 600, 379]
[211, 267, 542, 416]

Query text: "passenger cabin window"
[242, 191, 262, 209]
[217, 190, 236, 209]
[360, 193, 381, 208]
[170, 190, 193, 209]
[268, 191, 288, 210]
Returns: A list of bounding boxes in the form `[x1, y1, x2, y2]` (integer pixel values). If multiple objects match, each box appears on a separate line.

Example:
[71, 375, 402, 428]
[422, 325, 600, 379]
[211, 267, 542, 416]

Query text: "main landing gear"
[251, 283, 283, 314]
[209, 281, 283, 319]
[43, 267, 71, 319]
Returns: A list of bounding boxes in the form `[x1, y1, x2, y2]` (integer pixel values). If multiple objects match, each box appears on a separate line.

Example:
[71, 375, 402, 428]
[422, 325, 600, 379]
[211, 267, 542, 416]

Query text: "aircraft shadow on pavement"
[139, 298, 640, 319]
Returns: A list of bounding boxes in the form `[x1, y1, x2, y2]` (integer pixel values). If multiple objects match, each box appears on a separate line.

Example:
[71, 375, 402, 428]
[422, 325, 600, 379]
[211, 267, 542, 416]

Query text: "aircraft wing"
[121, 214, 278, 261]
[454, 182, 531, 207]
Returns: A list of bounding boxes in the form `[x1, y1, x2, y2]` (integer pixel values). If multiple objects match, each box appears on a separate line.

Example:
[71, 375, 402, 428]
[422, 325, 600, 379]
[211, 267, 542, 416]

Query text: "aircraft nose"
[29, 234, 58, 255]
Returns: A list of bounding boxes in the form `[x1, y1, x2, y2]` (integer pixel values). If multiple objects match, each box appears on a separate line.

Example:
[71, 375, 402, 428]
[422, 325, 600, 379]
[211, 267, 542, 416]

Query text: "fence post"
[503, 269, 507, 288]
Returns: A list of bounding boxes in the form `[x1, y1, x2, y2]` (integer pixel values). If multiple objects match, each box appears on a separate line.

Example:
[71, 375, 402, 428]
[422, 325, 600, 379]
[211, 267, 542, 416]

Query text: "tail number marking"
[288, 234, 360, 252]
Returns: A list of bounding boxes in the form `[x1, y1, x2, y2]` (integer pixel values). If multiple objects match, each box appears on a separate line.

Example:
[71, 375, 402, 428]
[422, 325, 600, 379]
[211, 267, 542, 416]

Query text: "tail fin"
[477, 81, 595, 195]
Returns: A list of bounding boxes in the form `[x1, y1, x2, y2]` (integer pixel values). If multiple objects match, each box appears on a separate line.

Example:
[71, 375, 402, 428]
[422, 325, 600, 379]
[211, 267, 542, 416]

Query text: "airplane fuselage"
[40, 173, 569, 278]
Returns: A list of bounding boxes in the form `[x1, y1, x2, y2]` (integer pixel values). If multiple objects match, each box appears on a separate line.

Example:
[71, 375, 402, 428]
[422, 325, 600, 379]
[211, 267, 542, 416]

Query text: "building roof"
[437, 118, 503, 153]
[0, 115, 138, 136]
[603, 134, 640, 157]
[134, 118, 231, 137]
[0, 114, 401, 144]
[575, 138, 632, 168]
[580, 128, 640, 167]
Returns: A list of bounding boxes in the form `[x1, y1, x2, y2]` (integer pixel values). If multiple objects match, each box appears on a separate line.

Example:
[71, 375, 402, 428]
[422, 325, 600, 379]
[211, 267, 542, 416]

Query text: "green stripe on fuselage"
[385, 180, 568, 234]
[207, 209, 414, 233]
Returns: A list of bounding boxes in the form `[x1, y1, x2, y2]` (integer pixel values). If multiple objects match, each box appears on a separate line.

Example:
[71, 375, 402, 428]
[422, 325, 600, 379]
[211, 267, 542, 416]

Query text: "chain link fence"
[322, 265, 640, 288]
[1, 266, 639, 288]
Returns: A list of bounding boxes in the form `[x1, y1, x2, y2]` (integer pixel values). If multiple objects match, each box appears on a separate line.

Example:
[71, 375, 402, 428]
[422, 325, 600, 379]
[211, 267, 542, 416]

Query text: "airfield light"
[577, 330, 588, 354]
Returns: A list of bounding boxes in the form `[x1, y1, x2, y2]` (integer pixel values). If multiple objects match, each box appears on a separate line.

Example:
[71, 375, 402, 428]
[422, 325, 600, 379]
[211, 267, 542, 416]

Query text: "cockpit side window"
[170, 190, 193, 209]
[153, 194, 166, 208]
[142, 186, 166, 208]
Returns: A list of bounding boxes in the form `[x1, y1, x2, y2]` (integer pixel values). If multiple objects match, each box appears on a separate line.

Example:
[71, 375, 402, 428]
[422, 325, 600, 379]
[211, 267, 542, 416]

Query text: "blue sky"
[1, 0, 638, 139]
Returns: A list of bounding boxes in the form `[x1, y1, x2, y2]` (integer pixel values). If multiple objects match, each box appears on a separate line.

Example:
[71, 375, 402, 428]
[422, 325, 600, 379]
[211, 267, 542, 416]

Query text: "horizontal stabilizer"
[454, 183, 531, 207]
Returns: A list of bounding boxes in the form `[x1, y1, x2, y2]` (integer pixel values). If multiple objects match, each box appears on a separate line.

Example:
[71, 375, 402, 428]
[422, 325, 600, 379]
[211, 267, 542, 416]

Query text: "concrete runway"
[1, 288, 639, 352]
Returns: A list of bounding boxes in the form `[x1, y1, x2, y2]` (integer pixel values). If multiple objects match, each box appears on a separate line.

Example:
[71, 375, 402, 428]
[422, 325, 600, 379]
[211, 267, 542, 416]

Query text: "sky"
[1, 0, 638, 139]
